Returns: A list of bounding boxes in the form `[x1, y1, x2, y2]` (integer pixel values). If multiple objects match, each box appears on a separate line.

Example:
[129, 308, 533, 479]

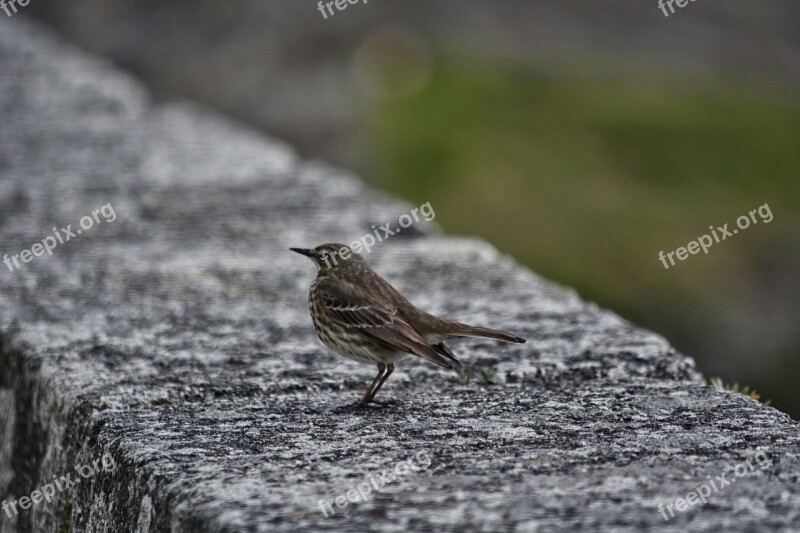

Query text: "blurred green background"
[28, 0, 800, 416]
[357, 58, 799, 415]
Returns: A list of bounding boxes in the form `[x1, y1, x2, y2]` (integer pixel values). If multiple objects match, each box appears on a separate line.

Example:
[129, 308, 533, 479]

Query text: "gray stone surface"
[0, 17, 798, 533]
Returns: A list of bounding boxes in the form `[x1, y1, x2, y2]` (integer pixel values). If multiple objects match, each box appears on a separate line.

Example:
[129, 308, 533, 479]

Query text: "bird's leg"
[360, 363, 387, 406]
[366, 363, 395, 405]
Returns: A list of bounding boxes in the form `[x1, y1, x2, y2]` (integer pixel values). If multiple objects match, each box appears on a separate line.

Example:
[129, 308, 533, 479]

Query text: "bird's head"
[290, 243, 368, 275]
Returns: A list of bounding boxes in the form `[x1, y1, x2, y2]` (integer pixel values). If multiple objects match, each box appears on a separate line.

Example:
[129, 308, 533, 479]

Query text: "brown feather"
[315, 277, 461, 369]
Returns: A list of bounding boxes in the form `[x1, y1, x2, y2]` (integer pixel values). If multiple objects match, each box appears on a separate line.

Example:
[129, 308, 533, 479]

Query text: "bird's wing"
[315, 278, 459, 369]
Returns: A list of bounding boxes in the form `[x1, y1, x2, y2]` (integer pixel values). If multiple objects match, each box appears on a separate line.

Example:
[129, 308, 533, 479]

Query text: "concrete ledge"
[1, 18, 799, 532]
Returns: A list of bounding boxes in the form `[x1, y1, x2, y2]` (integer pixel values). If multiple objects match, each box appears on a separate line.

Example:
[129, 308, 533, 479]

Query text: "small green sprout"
[478, 367, 497, 385]
[710, 377, 771, 406]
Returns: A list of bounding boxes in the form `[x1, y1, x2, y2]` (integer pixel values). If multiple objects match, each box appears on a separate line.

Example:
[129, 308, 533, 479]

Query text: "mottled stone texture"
[0, 17, 798, 533]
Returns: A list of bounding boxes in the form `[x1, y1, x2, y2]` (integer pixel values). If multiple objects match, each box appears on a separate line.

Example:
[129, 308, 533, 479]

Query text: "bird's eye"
[319, 252, 329, 262]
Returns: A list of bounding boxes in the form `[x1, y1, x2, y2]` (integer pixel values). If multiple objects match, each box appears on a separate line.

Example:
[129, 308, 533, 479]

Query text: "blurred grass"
[358, 59, 800, 415]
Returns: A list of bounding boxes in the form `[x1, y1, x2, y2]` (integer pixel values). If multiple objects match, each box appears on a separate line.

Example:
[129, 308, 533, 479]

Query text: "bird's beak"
[290, 248, 315, 258]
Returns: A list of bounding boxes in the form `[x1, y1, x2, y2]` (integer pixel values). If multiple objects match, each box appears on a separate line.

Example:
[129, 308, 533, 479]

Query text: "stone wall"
[0, 17, 798, 532]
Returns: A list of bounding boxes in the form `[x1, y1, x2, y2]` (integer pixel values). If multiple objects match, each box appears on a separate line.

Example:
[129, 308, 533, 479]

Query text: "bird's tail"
[451, 323, 526, 344]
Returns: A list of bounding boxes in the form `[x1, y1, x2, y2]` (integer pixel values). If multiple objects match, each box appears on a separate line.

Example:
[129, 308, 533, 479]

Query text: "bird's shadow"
[330, 399, 403, 415]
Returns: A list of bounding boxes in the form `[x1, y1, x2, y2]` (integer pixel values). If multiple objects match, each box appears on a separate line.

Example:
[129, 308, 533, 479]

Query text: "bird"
[291, 243, 526, 406]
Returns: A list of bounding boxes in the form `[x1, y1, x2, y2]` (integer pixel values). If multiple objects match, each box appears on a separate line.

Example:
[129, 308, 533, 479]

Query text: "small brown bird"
[291, 243, 526, 406]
